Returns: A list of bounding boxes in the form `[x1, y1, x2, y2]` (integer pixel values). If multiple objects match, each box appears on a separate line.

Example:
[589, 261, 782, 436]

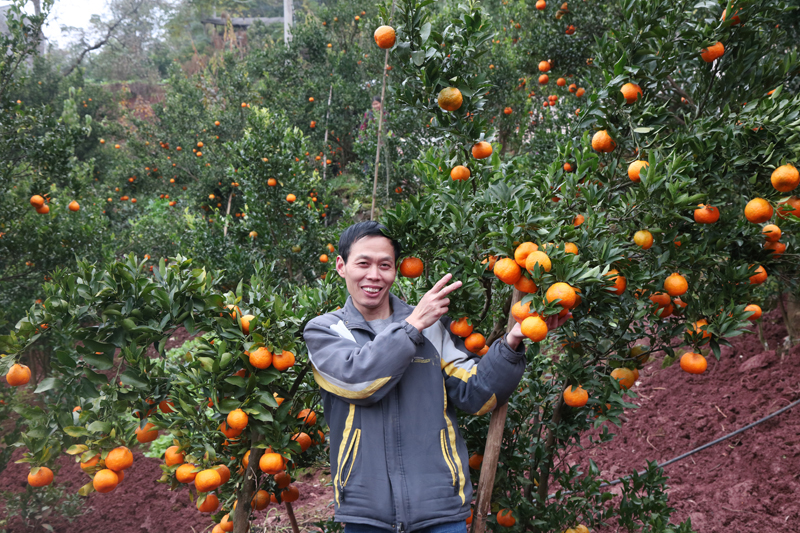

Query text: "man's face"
[336, 235, 396, 314]
[372, 100, 381, 112]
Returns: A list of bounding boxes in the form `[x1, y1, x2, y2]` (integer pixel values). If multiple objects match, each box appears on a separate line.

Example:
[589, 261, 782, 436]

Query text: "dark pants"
[344, 521, 467, 533]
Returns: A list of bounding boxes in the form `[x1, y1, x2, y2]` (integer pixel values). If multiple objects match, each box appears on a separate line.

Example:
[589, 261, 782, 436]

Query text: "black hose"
[548, 395, 800, 498]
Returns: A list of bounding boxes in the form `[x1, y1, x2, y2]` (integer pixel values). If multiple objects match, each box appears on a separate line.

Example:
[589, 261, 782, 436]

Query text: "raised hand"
[406, 274, 463, 332]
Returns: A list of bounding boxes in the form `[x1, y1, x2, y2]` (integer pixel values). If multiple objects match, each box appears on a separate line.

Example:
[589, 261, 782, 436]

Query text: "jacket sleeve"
[303, 315, 424, 406]
[433, 318, 527, 416]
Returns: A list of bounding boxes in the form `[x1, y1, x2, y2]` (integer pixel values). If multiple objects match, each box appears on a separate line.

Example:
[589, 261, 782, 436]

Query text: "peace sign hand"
[405, 274, 463, 332]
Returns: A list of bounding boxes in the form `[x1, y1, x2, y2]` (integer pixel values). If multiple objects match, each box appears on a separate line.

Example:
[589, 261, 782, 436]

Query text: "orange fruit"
[35, 204, 49, 214]
[5, 363, 31, 386]
[563, 242, 579, 255]
[620, 82, 643, 104]
[450, 317, 474, 337]
[198, 493, 220, 513]
[399, 257, 424, 278]
[744, 304, 762, 320]
[80, 454, 100, 472]
[468, 453, 483, 470]
[472, 141, 493, 159]
[764, 241, 787, 256]
[664, 273, 688, 296]
[745, 198, 773, 223]
[633, 230, 653, 249]
[243, 450, 251, 470]
[298, 408, 319, 425]
[438, 87, 463, 112]
[563, 385, 589, 407]
[649, 292, 671, 308]
[573, 214, 585, 226]
[268, 178, 277, 186]
[694, 204, 720, 224]
[538, 74, 549, 84]
[27, 466, 54, 487]
[511, 301, 537, 324]
[68, 200, 80, 211]
[497, 509, 516, 527]
[514, 275, 538, 293]
[627, 160, 648, 182]
[249, 347, 273, 369]
[93, 469, 119, 493]
[514, 242, 539, 267]
[494, 257, 522, 285]
[165, 446, 185, 466]
[771, 164, 799, 193]
[105, 446, 133, 472]
[700, 41, 725, 62]
[482, 255, 498, 271]
[762, 224, 781, 242]
[538, 60, 551, 72]
[654, 303, 674, 318]
[688, 319, 711, 340]
[281, 484, 300, 503]
[220, 514, 234, 532]
[273, 349, 296, 371]
[227, 408, 248, 431]
[680, 352, 707, 374]
[176, 463, 198, 483]
[215, 464, 231, 485]
[30, 194, 45, 208]
[521, 316, 548, 342]
[606, 269, 626, 295]
[525, 251, 552, 275]
[563, 162, 573, 172]
[259, 452, 286, 475]
[591, 130, 616, 153]
[252, 489, 270, 510]
[159, 399, 175, 413]
[291, 432, 312, 452]
[240, 314, 255, 335]
[219, 421, 243, 439]
[504, 107, 513, 115]
[557, 77, 566, 86]
[450, 165, 470, 181]
[464, 333, 486, 353]
[195, 468, 223, 492]
[374, 26, 396, 49]
[575, 88, 585, 97]
[135, 422, 159, 443]
[610, 368, 635, 390]
[286, 194, 296, 203]
[274, 472, 292, 489]
[777, 196, 800, 219]
[749, 265, 767, 285]
[545, 282, 577, 309]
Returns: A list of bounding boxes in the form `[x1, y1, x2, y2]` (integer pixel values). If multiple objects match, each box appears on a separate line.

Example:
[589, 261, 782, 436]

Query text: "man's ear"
[335, 255, 346, 278]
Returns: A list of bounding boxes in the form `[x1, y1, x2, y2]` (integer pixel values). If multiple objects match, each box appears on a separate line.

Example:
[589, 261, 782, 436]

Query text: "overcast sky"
[20, 0, 106, 47]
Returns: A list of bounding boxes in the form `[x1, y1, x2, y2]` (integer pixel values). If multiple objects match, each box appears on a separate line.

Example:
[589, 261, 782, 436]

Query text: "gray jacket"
[303, 293, 526, 532]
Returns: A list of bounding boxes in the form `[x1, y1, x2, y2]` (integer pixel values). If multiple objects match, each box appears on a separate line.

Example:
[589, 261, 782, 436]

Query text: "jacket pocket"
[439, 428, 457, 489]
[338, 428, 361, 500]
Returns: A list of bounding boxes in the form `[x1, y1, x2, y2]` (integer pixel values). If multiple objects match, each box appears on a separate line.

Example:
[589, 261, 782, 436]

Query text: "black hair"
[338, 221, 401, 264]
[372, 96, 382, 103]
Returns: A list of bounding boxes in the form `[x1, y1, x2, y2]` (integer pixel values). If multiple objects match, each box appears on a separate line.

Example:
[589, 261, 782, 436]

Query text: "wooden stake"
[471, 288, 523, 533]
[322, 83, 333, 180]
[285, 502, 300, 533]
[223, 191, 233, 237]
[369, 48, 390, 221]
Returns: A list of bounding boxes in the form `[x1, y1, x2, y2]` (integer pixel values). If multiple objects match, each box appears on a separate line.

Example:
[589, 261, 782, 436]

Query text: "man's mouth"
[362, 286, 383, 296]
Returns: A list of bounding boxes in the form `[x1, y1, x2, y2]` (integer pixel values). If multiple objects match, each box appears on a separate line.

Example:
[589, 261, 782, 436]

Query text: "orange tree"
[0, 254, 342, 533]
[379, 0, 799, 530]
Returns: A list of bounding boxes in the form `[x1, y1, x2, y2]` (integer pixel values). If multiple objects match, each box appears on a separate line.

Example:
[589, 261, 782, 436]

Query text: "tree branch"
[666, 75, 696, 107]
[62, 1, 144, 77]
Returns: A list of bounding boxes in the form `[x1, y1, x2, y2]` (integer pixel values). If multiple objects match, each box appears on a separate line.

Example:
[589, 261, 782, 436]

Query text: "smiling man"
[303, 221, 530, 533]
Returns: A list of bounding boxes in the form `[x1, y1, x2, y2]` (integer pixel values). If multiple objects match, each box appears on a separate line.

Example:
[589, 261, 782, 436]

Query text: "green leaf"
[87, 421, 112, 434]
[34, 377, 58, 394]
[63, 426, 91, 437]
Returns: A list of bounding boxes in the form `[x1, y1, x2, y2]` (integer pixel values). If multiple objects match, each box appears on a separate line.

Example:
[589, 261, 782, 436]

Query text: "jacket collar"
[343, 291, 413, 331]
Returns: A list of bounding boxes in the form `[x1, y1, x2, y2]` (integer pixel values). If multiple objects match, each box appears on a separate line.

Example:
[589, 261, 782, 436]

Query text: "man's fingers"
[430, 273, 452, 293]
[438, 280, 463, 296]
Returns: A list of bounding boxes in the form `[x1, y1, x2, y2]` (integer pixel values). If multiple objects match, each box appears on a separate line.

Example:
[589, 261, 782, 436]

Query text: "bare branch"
[62, 0, 144, 77]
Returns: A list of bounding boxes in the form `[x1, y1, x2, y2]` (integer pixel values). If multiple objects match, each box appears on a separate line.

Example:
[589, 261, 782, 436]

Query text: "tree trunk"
[536, 388, 565, 502]
[234, 436, 263, 533]
[285, 502, 300, 533]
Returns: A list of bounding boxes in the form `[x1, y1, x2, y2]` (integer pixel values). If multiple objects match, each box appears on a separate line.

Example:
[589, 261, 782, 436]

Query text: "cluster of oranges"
[29, 194, 79, 214]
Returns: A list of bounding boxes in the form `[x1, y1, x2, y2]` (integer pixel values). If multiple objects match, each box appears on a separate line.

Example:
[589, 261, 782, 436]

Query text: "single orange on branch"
[591, 130, 616, 153]
[771, 164, 799, 193]
[450, 317, 474, 337]
[464, 333, 486, 353]
[525, 251, 552, 276]
[374, 25, 396, 49]
[606, 269, 626, 295]
[6, 363, 31, 386]
[620, 82, 643, 104]
[700, 41, 725, 62]
[545, 282, 577, 310]
[494, 257, 522, 285]
[745, 198, 773, 223]
[694, 204, 720, 224]
[521, 315, 547, 342]
[633, 230, 654, 249]
[680, 352, 707, 374]
[399, 257, 424, 278]
[664, 272, 688, 296]
[437, 87, 463, 112]
[610, 368, 635, 390]
[450, 165, 470, 181]
[227, 408, 249, 430]
[472, 141, 493, 159]
[627, 160, 648, 182]
[563, 385, 589, 407]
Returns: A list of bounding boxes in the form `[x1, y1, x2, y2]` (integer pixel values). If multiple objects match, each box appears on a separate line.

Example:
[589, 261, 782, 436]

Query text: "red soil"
[571, 307, 800, 532]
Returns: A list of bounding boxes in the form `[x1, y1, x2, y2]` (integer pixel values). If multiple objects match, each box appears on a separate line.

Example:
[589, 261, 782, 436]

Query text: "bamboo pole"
[470, 288, 523, 533]
[285, 502, 300, 533]
[369, 50, 390, 221]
